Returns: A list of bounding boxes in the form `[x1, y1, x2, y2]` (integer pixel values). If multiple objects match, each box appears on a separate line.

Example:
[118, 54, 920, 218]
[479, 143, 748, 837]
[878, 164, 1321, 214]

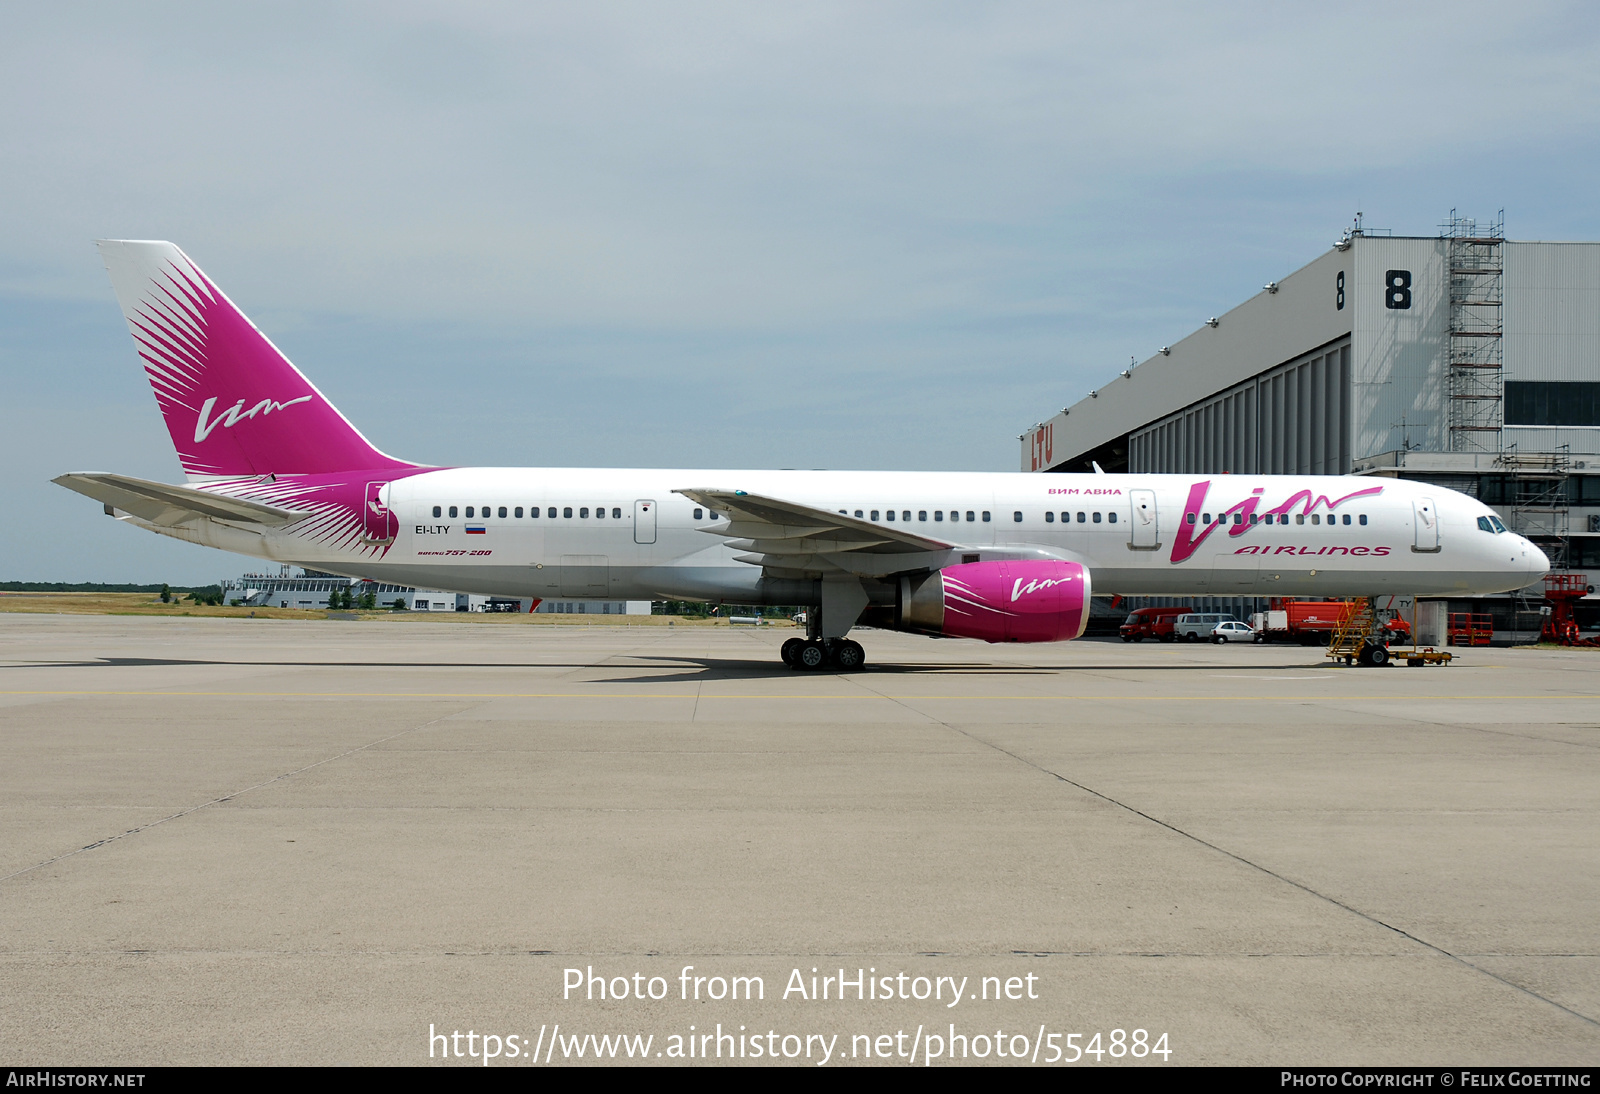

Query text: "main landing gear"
[780, 637, 867, 671]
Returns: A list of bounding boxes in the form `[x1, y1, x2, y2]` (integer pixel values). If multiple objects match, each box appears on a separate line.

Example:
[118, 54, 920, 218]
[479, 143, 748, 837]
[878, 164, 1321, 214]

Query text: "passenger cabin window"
[1342, 514, 1351, 525]
[499, 507, 508, 518]
[1013, 511, 1023, 522]
[934, 511, 944, 521]
[983, 512, 991, 522]
[465, 507, 474, 518]
[949, 510, 959, 522]
[613, 508, 621, 519]
[1295, 513, 1305, 525]
[1186, 513, 1196, 525]
[563, 507, 572, 518]
[514, 507, 523, 518]
[433, 506, 442, 518]
[870, 510, 880, 520]
[1108, 512, 1117, 523]
[1046, 512, 1055, 523]
[1359, 514, 1368, 526]
[904, 511, 912, 521]
[693, 508, 703, 519]
[449, 506, 458, 518]
[885, 510, 895, 521]
[1093, 512, 1102, 523]
[596, 507, 605, 518]
[530, 507, 539, 518]
[580, 507, 589, 518]
[547, 507, 557, 518]
[919, 511, 928, 521]
[855, 510, 864, 518]
[1311, 514, 1320, 525]
[1077, 512, 1086, 523]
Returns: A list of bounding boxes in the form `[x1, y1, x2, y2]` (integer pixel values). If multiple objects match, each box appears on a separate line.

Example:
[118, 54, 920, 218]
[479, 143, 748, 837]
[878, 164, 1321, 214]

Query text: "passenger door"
[1413, 497, 1440, 553]
[363, 481, 396, 543]
[1128, 489, 1159, 550]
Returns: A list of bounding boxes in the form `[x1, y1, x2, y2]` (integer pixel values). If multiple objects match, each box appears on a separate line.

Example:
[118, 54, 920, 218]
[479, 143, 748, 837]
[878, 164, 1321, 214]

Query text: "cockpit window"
[1478, 515, 1508, 534]
[1490, 515, 1507, 533]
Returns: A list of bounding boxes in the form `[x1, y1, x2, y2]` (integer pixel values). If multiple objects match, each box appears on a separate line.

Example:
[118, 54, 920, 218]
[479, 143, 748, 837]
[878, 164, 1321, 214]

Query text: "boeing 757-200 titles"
[56, 241, 1549, 669]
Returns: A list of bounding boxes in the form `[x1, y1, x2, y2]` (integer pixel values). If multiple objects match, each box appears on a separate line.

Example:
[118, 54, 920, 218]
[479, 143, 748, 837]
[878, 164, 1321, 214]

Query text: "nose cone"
[1523, 538, 1551, 584]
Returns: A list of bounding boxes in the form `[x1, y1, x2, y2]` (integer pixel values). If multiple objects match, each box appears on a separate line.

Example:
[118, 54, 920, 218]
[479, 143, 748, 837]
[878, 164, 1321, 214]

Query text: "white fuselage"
[153, 468, 1547, 605]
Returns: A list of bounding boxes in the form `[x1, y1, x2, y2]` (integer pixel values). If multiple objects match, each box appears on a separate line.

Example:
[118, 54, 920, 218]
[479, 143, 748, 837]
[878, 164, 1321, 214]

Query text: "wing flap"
[676, 488, 952, 551]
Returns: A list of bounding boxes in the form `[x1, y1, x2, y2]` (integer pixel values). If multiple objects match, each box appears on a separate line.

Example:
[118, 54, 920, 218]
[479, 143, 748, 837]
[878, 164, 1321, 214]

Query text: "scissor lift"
[1541, 573, 1598, 646]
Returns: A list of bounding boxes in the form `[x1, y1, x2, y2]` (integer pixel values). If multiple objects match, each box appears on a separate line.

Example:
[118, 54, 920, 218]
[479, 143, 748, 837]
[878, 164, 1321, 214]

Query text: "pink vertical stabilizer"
[96, 240, 419, 479]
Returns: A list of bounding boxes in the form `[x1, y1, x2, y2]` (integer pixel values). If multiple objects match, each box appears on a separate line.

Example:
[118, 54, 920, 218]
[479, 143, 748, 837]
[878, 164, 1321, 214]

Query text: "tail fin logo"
[194, 395, 315, 444]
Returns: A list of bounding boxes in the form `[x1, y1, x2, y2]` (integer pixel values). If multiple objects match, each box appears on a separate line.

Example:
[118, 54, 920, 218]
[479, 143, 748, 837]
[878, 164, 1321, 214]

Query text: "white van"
[1174, 613, 1240, 641]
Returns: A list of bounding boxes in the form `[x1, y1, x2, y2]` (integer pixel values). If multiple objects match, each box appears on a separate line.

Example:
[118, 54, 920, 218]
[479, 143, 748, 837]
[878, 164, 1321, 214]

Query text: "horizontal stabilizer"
[53, 472, 307, 527]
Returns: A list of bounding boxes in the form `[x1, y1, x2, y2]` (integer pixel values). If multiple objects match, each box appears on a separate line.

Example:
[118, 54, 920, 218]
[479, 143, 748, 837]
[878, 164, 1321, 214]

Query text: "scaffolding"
[1500, 443, 1572, 569]
[1441, 210, 1505, 454]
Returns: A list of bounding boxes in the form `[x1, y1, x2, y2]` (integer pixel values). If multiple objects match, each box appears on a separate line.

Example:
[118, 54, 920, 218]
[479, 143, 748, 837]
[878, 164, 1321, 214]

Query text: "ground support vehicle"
[1119, 606, 1189, 642]
[1210, 621, 1257, 643]
[1541, 573, 1600, 647]
[1252, 599, 1411, 646]
[1174, 613, 1241, 641]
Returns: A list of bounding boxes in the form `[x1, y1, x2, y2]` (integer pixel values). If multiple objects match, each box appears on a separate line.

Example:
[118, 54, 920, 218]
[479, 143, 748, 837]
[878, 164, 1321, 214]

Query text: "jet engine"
[872, 559, 1092, 643]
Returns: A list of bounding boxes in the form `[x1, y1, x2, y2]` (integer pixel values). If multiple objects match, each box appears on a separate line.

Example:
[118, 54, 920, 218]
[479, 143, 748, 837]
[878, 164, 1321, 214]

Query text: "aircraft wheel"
[796, 640, 828, 671]
[780, 637, 804, 667]
[832, 639, 866, 671]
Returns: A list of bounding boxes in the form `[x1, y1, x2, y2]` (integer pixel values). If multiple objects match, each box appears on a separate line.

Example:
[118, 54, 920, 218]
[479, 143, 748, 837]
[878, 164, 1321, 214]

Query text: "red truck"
[1119, 606, 1190, 642]
[1250, 600, 1411, 645]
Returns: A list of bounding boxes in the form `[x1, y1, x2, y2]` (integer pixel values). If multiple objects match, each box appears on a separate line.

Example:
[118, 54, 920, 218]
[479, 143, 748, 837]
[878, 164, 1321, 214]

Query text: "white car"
[1210, 621, 1258, 643]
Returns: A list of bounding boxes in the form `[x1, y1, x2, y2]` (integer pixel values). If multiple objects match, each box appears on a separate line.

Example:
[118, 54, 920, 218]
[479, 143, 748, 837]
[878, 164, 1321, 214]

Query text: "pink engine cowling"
[901, 559, 1092, 643]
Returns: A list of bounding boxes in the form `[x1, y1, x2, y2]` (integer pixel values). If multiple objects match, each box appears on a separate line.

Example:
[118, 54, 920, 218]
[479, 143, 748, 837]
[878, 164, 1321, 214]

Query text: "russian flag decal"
[466, 525, 486, 535]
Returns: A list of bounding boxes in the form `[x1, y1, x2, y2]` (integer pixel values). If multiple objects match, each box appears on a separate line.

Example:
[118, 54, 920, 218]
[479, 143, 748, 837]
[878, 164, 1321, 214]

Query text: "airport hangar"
[1021, 213, 1600, 643]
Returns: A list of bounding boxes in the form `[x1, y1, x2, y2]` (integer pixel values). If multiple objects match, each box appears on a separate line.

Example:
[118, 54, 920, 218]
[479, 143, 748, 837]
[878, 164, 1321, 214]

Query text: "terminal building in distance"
[1021, 212, 1599, 636]
[222, 567, 648, 616]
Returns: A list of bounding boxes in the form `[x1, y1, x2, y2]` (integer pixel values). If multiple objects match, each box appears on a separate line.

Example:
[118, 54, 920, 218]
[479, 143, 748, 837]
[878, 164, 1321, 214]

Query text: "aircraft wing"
[673, 487, 955, 578]
[54, 472, 308, 528]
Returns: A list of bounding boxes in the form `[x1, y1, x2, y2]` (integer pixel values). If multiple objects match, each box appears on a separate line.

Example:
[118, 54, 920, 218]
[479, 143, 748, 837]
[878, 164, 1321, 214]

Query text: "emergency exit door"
[634, 499, 657, 544]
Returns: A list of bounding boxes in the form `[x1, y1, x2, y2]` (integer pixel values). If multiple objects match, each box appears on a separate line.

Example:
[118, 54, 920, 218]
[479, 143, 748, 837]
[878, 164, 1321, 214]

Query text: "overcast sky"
[5, 2, 1600, 583]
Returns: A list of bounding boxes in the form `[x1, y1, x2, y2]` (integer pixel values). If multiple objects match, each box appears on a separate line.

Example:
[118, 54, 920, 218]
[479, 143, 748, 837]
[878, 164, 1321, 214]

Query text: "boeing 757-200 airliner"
[56, 241, 1548, 669]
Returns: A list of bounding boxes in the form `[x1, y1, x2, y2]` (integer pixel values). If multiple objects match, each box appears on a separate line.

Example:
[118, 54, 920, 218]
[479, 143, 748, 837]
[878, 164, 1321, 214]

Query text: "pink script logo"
[1169, 480, 1384, 564]
[193, 395, 315, 444]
